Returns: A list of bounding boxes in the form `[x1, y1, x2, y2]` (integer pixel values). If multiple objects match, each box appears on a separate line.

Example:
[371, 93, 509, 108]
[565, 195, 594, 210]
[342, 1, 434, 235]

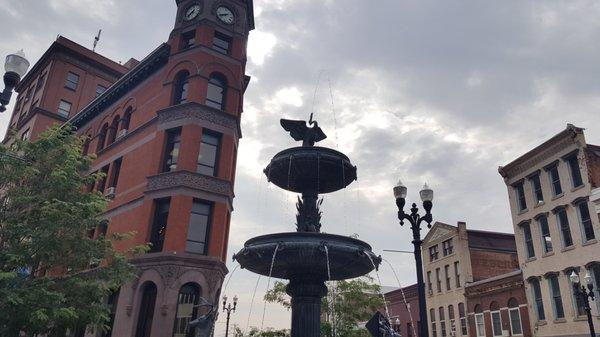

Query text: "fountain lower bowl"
[233, 232, 380, 281]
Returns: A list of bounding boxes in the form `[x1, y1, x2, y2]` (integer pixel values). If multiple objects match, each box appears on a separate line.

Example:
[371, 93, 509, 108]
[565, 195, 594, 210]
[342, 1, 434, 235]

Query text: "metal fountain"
[233, 114, 382, 337]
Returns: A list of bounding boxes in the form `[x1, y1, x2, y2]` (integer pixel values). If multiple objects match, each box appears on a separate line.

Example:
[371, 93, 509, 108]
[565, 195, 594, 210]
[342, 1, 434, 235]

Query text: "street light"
[0, 50, 30, 113]
[394, 179, 434, 337]
[222, 294, 238, 337]
[569, 271, 596, 337]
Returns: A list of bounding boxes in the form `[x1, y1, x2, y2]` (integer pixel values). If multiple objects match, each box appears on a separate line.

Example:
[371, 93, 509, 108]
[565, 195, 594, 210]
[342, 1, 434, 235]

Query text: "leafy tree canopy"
[0, 125, 142, 337]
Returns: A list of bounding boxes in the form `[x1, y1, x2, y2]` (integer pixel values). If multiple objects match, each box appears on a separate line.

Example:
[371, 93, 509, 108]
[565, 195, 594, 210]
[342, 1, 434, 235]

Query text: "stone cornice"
[156, 102, 241, 139]
[146, 170, 233, 199]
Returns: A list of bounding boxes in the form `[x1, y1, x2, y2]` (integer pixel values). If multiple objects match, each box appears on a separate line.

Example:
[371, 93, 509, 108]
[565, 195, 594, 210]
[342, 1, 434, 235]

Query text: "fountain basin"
[233, 232, 380, 281]
[264, 147, 357, 194]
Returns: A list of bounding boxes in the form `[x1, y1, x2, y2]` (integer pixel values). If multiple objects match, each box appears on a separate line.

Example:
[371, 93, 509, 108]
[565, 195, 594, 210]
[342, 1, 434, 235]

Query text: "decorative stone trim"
[156, 102, 241, 139]
[146, 170, 233, 198]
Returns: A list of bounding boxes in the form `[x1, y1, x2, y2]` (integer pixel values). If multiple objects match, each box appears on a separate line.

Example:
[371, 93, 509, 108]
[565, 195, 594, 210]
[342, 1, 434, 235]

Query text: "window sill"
[535, 320, 547, 326]
[582, 239, 597, 247]
[573, 316, 588, 322]
[542, 251, 555, 258]
[517, 208, 529, 215]
[560, 246, 575, 253]
[571, 184, 585, 193]
[526, 257, 537, 262]
[551, 193, 564, 201]
[64, 86, 77, 92]
[553, 318, 567, 324]
[534, 201, 545, 208]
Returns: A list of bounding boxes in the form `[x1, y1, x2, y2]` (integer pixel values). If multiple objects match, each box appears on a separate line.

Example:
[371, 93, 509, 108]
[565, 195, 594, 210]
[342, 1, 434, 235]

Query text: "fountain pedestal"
[287, 278, 327, 337]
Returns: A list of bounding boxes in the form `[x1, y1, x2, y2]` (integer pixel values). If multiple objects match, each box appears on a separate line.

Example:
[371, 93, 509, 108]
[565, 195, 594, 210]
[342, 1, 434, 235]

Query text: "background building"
[465, 270, 532, 337]
[422, 221, 520, 337]
[499, 124, 600, 337]
[2, 0, 254, 336]
[386, 283, 421, 337]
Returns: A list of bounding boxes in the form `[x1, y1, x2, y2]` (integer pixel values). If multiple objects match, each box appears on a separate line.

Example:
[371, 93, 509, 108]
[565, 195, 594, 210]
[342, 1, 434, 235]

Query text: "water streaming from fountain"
[366, 253, 390, 319]
[261, 244, 280, 329]
[324, 245, 337, 337]
[384, 258, 417, 337]
[246, 275, 262, 332]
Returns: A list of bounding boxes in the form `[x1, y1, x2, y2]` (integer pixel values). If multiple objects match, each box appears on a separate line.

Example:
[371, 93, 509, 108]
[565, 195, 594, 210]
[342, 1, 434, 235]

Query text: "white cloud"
[248, 30, 277, 65]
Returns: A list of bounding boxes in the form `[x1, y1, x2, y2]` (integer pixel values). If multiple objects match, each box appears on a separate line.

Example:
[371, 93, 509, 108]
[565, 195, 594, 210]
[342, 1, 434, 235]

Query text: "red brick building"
[386, 283, 421, 337]
[3, 1, 254, 336]
[465, 270, 531, 337]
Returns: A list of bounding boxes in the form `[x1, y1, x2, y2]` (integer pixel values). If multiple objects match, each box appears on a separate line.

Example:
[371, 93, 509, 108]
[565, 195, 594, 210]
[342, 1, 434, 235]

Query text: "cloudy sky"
[2, 0, 600, 334]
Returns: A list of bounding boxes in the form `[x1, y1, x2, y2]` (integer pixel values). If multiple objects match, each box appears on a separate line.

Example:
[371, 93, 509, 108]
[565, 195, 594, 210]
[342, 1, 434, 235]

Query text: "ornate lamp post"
[0, 50, 30, 112]
[222, 295, 238, 337]
[393, 180, 434, 337]
[569, 271, 596, 337]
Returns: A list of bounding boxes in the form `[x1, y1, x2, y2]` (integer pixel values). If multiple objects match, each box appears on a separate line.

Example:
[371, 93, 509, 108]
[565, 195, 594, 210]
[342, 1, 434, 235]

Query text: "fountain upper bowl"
[264, 146, 357, 194]
[233, 232, 381, 281]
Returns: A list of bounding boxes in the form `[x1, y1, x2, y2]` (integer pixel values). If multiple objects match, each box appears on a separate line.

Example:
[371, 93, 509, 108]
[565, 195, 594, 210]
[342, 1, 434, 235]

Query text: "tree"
[264, 277, 384, 337]
[233, 326, 290, 337]
[0, 125, 142, 337]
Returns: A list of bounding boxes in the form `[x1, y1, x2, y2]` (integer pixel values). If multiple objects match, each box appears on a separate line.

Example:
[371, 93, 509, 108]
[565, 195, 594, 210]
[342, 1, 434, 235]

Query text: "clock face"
[216, 6, 235, 25]
[184, 4, 201, 21]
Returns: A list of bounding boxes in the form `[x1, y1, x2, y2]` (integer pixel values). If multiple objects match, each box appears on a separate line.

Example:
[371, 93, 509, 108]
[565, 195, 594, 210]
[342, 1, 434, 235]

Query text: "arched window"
[474, 305, 485, 337]
[173, 71, 190, 105]
[508, 298, 522, 335]
[121, 107, 132, 132]
[106, 115, 120, 146]
[430, 308, 437, 337]
[135, 282, 157, 337]
[458, 303, 467, 335]
[97, 123, 109, 152]
[102, 288, 121, 337]
[82, 135, 91, 156]
[205, 74, 226, 110]
[173, 283, 201, 337]
[489, 301, 502, 336]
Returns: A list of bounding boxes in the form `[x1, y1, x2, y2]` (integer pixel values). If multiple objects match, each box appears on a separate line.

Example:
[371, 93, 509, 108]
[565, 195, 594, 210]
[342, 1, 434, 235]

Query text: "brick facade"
[386, 284, 421, 337]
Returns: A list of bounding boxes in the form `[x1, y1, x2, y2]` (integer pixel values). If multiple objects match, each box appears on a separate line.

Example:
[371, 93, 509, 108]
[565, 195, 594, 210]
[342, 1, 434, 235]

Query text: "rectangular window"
[515, 182, 527, 211]
[439, 307, 446, 337]
[454, 261, 461, 287]
[197, 131, 221, 176]
[458, 303, 467, 335]
[549, 275, 565, 319]
[556, 208, 573, 247]
[530, 279, 546, 321]
[186, 200, 212, 254]
[547, 165, 562, 196]
[181, 30, 196, 50]
[576, 201, 595, 241]
[538, 215, 553, 253]
[96, 85, 107, 96]
[97, 165, 110, 193]
[163, 128, 181, 172]
[213, 31, 232, 54]
[21, 128, 30, 141]
[431, 308, 437, 337]
[58, 100, 72, 117]
[475, 314, 485, 337]
[442, 238, 453, 256]
[150, 199, 170, 253]
[65, 71, 79, 91]
[36, 72, 46, 92]
[436, 268, 441, 293]
[523, 223, 535, 258]
[491, 311, 502, 336]
[448, 305, 455, 336]
[566, 154, 583, 188]
[445, 265, 451, 291]
[429, 245, 439, 261]
[427, 271, 432, 294]
[109, 158, 122, 190]
[530, 174, 544, 204]
[509, 308, 523, 335]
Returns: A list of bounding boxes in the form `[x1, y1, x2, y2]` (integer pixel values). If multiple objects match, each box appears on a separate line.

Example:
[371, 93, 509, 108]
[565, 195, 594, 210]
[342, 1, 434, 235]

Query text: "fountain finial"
[280, 113, 327, 147]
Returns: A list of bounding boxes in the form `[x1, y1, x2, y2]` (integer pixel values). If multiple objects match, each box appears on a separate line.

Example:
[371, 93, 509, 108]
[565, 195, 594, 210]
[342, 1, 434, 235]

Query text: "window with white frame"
[439, 307, 447, 337]
[537, 214, 553, 253]
[530, 173, 544, 204]
[565, 153, 583, 188]
[442, 238, 453, 255]
[555, 207, 573, 248]
[474, 305, 485, 337]
[523, 222, 535, 259]
[530, 278, 546, 321]
[575, 200, 595, 242]
[490, 302, 502, 336]
[515, 181, 527, 211]
[458, 303, 467, 335]
[546, 164, 563, 196]
[568, 270, 587, 317]
[508, 298, 523, 335]
[430, 308, 437, 337]
[548, 274, 565, 319]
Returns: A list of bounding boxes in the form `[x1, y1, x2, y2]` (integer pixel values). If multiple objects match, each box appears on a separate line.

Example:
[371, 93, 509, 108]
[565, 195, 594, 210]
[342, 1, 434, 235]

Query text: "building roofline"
[16, 36, 128, 92]
[498, 124, 585, 178]
[465, 269, 522, 288]
[466, 229, 515, 237]
[68, 43, 171, 128]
